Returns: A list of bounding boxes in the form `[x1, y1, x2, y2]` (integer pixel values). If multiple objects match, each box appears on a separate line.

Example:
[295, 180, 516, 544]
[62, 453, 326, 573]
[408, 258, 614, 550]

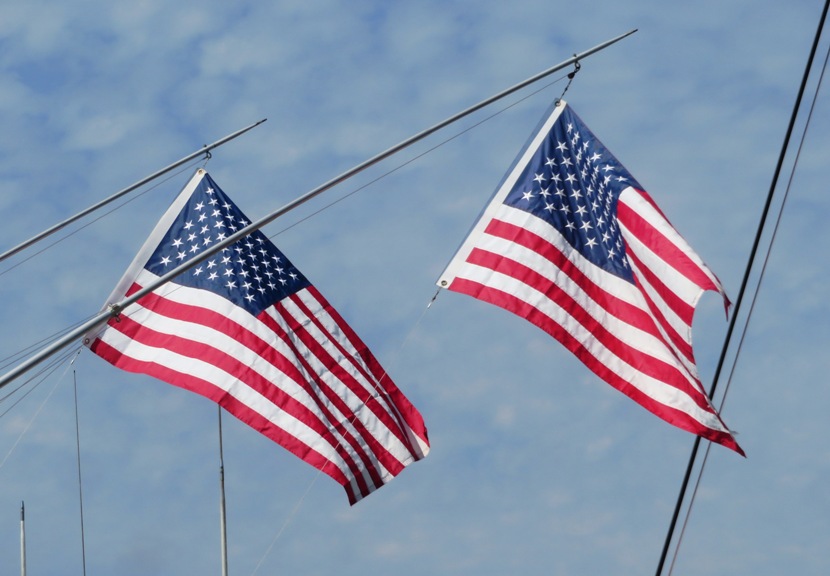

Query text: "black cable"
[654, 1, 830, 574]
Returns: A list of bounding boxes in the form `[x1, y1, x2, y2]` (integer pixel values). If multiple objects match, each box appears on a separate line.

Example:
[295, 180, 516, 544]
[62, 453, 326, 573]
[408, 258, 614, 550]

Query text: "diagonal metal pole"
[0, 119, 267, 264]
[653, 2, 830, 575]
[0, 29, 637, 391]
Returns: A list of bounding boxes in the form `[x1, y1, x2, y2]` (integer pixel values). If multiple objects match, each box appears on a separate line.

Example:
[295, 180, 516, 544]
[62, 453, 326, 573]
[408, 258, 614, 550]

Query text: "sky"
[0, 1, 828, 574]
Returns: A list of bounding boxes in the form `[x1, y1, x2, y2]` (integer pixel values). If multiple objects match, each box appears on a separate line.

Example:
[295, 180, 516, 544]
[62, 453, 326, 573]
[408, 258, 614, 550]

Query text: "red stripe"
[457, 248, 710, 410]
[105, 289, 379, 499]
[260, 300, 396, 485]
[90, 335, 354, 486]
[448, 277, 743, 455]
[626, 246, 695, 326]
[625, 250, 695, 365]
[305, 284, 427, 443]
[484, 220, 668, 351]
[484, 218, 700, 389]
[617, 192, 720, 293]
[287, 289, 425, 460]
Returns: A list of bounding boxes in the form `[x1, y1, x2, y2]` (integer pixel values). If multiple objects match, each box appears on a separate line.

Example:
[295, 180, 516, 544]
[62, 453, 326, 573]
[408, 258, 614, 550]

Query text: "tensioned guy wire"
[248, 290, 438, 576]
[0, 346, 82, 470]
[654, 1, 830, 574]
[262, 71, 574, 243]
[666, 19, 830, 576]
[0, 159, 204, 280]
[72, 357, 89, 576]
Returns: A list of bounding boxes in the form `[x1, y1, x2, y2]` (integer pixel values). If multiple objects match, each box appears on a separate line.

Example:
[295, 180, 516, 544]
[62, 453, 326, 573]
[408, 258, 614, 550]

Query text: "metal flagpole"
[0, 28, 637, 391]
[653, 2, 830, 575]
[0, 119, 267, 264]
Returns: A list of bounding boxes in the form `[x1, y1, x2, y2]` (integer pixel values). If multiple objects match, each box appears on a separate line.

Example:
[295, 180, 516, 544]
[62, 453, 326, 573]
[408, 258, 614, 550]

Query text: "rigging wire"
[666, 27, 830, 576]
[248, 76, 572, 575]
[0, 345, 83, 416]
[261, 72, 572, 242]
[0, 159, 203, 280]
[4, 72, 569, 392]
[72, 357, 89, 576]
[0, 346, 82, 470]
[248, 287, 439, 576]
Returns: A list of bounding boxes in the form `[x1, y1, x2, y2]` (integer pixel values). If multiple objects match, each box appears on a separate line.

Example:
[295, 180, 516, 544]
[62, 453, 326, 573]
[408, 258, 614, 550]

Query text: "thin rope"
[0, 159, 201, 280]
[248, 291, 439, 576]
[665, 23, 830, 576]
[8, 76, 568, 385]
[72, 356, 88, 576]
[0, 317, 97, 372]
[264, 73, 570, 241]
[555, 59, 581, 105]
[0, 346, 82, 470]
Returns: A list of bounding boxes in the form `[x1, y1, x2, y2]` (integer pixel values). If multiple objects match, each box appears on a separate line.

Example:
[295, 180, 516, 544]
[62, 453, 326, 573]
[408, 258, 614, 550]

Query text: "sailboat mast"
[219, 408, 229, 576]
[20, 501, 26, 576]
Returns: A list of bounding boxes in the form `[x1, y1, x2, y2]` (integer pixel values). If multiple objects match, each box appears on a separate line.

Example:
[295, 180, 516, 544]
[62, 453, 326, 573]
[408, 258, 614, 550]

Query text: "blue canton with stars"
[146, 173, 311, 316]
[503, 104, 641, 283]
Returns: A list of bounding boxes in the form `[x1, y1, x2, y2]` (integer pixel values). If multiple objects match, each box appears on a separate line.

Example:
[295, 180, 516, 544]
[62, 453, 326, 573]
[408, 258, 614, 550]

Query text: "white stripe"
[95, 323, 361, 483]
[619, 188, 724, 294]
[453, 247, 700, 392]
[455, 209, 699, 382]
[100, 287, 391, 487]
[491, 204, 647, 307]
[624, 257, 700, 379]
[620, 217, 706, 308]
[622, 230, 697, 343]
[277, 293, 418, 469]
[451, 262, 726, 431]
[264, 302, 399, 482]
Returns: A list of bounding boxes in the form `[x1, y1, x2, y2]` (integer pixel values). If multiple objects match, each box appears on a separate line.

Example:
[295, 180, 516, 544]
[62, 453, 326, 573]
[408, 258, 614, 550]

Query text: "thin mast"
[20, 501, 26, 576]
[0, 119, 267, 264]
[218, 407, 229, 576]
[0, 29, 637, 391]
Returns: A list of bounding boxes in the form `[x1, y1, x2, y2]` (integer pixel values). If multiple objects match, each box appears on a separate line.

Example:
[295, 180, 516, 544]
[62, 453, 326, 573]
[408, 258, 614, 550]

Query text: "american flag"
[86, 169, 430, 503]
[438, 101, 742, 455]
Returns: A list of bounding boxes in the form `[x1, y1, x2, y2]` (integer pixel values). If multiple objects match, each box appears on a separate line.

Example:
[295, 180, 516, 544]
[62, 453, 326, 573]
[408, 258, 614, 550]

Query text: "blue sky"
[1, 1, 828, 574]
